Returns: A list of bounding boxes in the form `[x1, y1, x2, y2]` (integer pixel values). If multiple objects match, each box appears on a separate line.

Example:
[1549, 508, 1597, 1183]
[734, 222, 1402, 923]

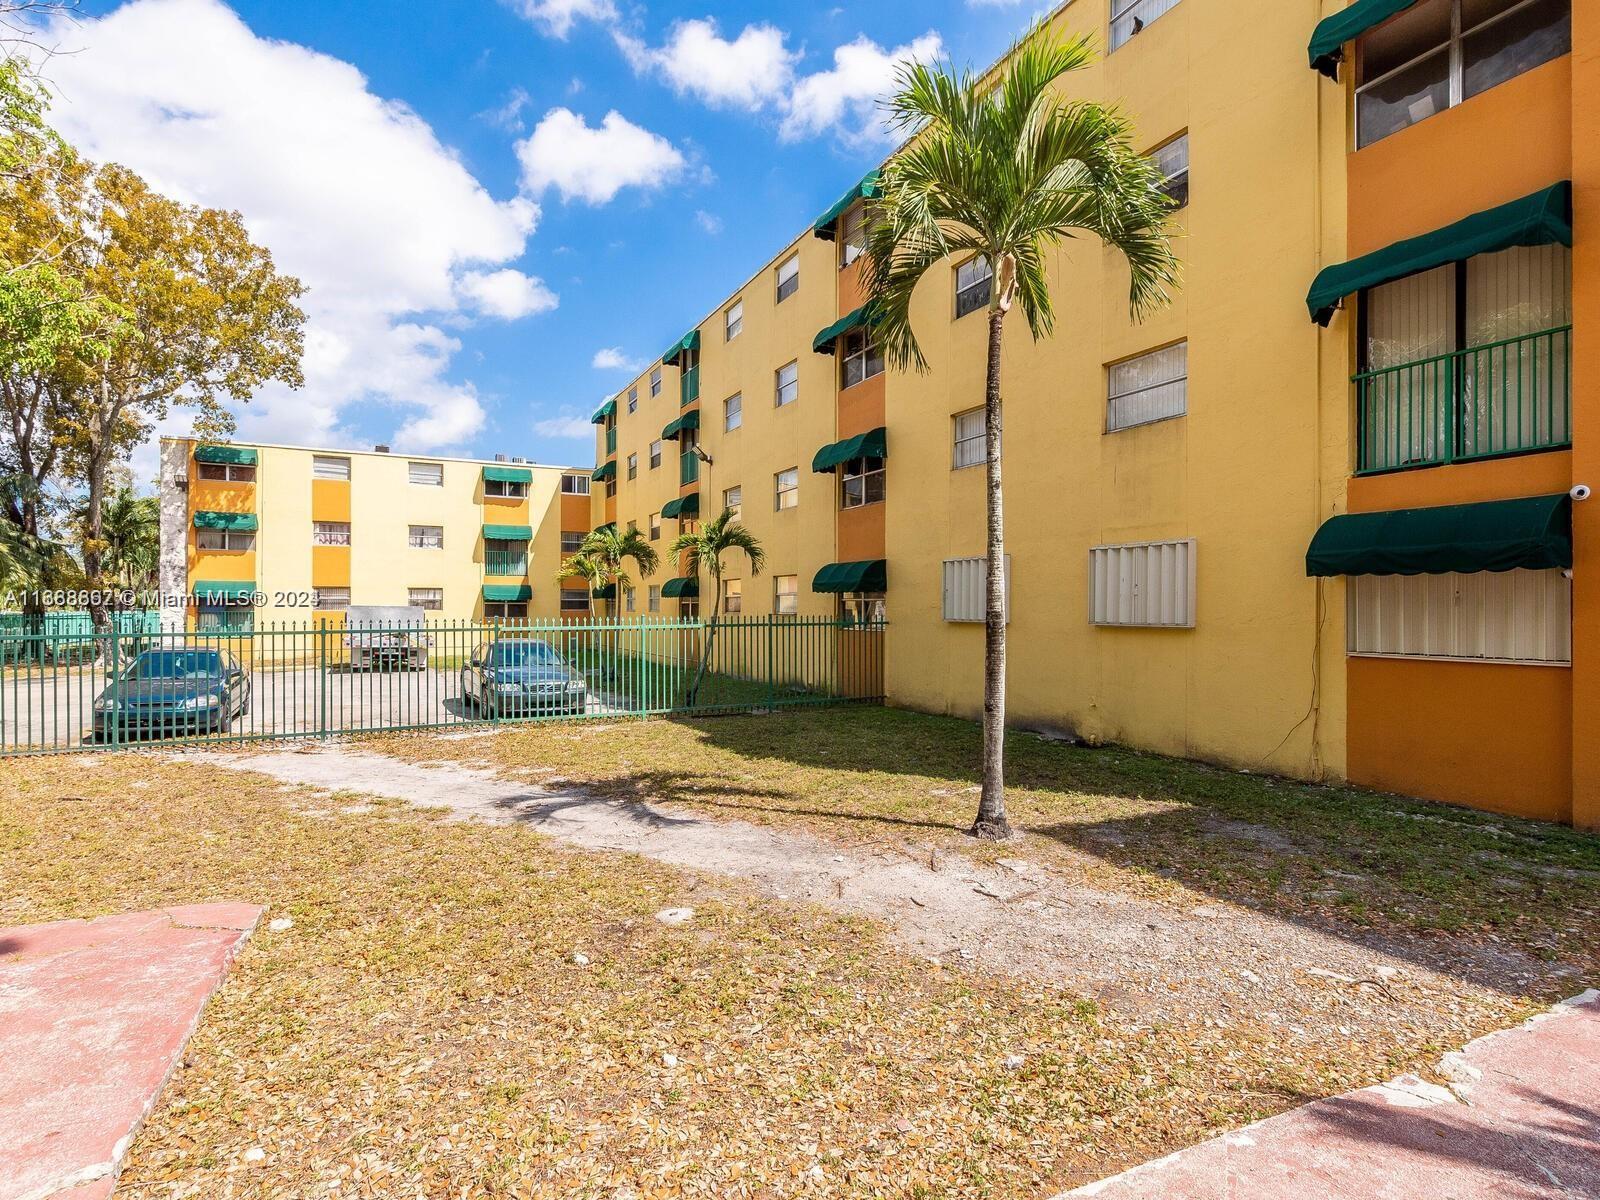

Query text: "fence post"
[318, 623, 328, 739]
[766, 616, 776, 710]
[106, 623, 119, 753]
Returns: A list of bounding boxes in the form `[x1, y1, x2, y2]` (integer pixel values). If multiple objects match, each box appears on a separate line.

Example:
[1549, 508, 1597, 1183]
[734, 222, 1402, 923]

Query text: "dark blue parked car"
[461, 638, 588, 717]
[93, 647, 251, 741]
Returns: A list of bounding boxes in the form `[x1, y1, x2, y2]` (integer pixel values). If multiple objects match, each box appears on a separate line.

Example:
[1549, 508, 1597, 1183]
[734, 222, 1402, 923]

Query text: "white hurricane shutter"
[942, 556, 1011, 623]
[408, 461, 443, 486]
[1088, 539, 1196, 628]
[312, 455, 351, 480]
[1346, 569, 1570, 664]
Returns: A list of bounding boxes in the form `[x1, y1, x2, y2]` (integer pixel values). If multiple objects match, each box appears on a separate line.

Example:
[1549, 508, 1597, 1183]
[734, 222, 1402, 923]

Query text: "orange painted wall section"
[188, 479, 254, 514]
[483, 494, 531, 524]
[837, 374, 885, 440]
[1346, 57, 1572, 255]
[1347, 452, 1572, 514]
[1347, 657, 1573, 823]
[560, 494, 590, 533]
[837, 501, 885, 564]
[837, 252, 867, 314]
[310, 480, 350, 523]
[310, 546, 351, 588]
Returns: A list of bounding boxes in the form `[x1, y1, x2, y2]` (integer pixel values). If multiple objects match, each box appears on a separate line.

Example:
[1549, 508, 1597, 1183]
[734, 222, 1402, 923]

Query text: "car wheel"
[218, 709, 233, 734]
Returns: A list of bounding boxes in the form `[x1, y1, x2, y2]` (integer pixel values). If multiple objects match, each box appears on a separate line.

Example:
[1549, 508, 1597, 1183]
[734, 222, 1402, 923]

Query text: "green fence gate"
[0, 615, 886, 755]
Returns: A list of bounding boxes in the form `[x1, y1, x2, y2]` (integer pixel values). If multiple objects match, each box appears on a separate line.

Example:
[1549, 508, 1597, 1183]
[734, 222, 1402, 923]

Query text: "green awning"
[483, 584, 533, 602]
[194, 444, 258, 466]
[1309, 0, 1418, 79]
[813, 169, 882, 239]
[483, 524, 532, 542]
[195, 581, 256, 603]
[661, 576, 699, 598]
[591, 399, 616, 424]
[662, 410, 701, 441]
[193, 511, 258, 531]
[813, 427, 887, 473]
[661, 493, 701, 519]
[593, 522, 617, 535]
[592, 583, 617, 601]
[1307, 182, 1572, 325]
[661, 329, 701, 366]
[812, 560, 888, 593]
[813, 302, 882, 353]
[1306, 494, 1571, 577]
[591, 461, 616, 482]
[483, 465, 533, 484]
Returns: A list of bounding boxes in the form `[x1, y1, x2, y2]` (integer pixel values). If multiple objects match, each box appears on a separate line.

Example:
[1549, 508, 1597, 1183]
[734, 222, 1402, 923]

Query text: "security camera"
[693, 446, 714, 467]
[1571, 484, 1591, 502]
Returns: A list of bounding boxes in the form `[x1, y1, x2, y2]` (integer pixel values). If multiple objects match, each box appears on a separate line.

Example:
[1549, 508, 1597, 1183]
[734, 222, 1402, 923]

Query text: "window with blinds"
[1347, 568, 1571, 665]
[408, 461, 443, 486]
[952, 406, 999, 470]
[776, 254, 799, 302]
[1110, 0, 1184, 50]
[312, 455, 351, 480]
[1088, 538, 1196, 628]
[1107, 342, 1187, 432]
[942, 556, 1011, 623]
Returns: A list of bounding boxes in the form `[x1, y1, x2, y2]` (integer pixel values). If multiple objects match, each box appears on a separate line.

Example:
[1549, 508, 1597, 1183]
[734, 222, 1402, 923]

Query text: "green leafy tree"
[667, 508, 764, 705]
[560, 524, 660, 617]
[98, 485, 158, 592]
[863, 30, 1178, 839]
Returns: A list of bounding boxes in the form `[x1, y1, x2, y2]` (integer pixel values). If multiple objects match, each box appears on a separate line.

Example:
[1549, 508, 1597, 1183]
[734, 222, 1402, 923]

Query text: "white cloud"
[457, 269, 558, 320]
[516, 107, 686, 204]
[781, 32, 943, 143]
[480, 85, 531, 133]
[34, 0, 551, 452]
[591, 347, 642, 371]
[616, 19, 796, 111]
[509, 0, 616, 39]
[532, 411, 598, 440]
[693, 209, 722, 235]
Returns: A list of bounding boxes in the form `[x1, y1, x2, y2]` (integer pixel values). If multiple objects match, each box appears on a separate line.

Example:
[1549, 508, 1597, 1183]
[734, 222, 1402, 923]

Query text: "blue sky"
[45, 0, 1040, 473]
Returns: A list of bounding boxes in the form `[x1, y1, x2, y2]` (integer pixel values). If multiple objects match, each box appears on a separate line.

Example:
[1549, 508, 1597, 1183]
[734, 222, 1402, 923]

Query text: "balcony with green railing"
[485, 548, 528, 577]
[680, 448, 699, 486]
[605, 425, 617, 456]
[1354, 325, 1572, 475]
[681, 364, 699, 407]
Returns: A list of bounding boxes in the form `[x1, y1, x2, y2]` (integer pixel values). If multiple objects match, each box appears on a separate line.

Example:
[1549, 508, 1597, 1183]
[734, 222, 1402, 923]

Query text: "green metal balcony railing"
[680, 449, 699, 486]
[605, 426, 617, 456]
[1355, 325, 1571, 474]
[681, 365, 700, 407]
[485, 550, 528, 577]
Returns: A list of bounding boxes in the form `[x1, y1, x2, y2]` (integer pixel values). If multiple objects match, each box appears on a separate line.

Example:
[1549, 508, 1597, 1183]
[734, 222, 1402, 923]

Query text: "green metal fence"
[1354, 325, 1571, 474]
[0, 615, 885, 756]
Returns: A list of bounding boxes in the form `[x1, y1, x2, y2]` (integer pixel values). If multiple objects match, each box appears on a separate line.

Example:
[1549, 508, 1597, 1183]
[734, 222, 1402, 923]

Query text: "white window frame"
[724, 392, 743, 432]
[648, 584, 662, 613]
[409, 524, 444, 550]
[954, 256, 993, 319]
[942, 556, 1012, 623]
[952, 406, 999, 470]
[559, 589, 590, 614]
[725, 299, 744, 341]
[483, 478, 529, 499]
[723, 485, 742, 521]
[485, 601, 529, 622]
[775, 360, 799, 407]
[839, 204, 866, 267]
[561, 530, 586, 555]
[649, 440, 663, 470]
[840, 457, 885, 509]
[196, 529, 255, 552]
[1110, 0, 1183, 51]
[775, 467, 799, 511]
[1088, 538, 1197, 629]
[408, 587, 443, 611]
[312, 455, 351, 481]
[774, 574, 798, 616]
[649, 366, 663, 397]
[649, 512, 662, 541]
[1152, 132, 1189, 208]
[315, 587, 351, 610]
[313, 521, 352, 547]
[627, 386, 638, 414]
[840, 329, 884, 389]
[776, 253, 799, 303]
[1106, 341, 1188, 433]
[561, 473, 591, 495]
[408, 461, 444, 487]
[196, 462, 256, 483]
[627, 452, 638, 481]
[722, 578, 742, 615]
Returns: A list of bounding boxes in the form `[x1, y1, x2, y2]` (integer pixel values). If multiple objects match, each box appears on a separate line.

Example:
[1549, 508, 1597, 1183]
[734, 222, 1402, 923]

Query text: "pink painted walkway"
[0, 904, 262, 1200]
[1063, 990, 1600, 1200]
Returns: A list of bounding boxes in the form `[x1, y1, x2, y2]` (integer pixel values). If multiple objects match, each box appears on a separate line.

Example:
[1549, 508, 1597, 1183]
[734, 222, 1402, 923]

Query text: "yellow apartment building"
[157, 438, 593, 627]
[588, 0, 1597, 828]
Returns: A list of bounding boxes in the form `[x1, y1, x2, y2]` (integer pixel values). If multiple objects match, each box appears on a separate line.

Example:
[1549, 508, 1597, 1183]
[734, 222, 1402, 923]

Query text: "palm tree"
[864, 30, 1178, 840]
[560, 524, 660, 618]
[667, 507, 765, 705]
[99, 486, 158, 592]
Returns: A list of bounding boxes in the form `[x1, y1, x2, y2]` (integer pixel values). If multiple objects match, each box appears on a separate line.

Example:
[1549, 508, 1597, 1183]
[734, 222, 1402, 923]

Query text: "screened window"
[649, 440, 663, 469]
[486, 601, 529, 622]
[312, 455, 351, 481]
[648, 584, 662, 613]
[197, 462, 256, 483]
[196, 529, 254, 552]
[840, 593, 886, 625]
[484, 478, 529, 498]
[408, 587, 443, 611]
[681, 597, 700, 619]
[723, 579, 742, 614]
[650, 366, 663, 397]
[776, 360, 799, 407]
[1110, 0, 1184, 50]
[840, 457, 885, 509]
[313, 521, 352, 546]
[776, 254, 799, 302]
[315, 587, 351, 610]
[723, 485, 742, 521]
[774, 574, 798, 616]
[943, 556, 1011, 623]
[408, 461, 443, 487]
[561, 473, 591, 495]
[841, 330, 884, 389]
[1152, 133, 1189, 208]
[953, 406, 1000, 470]
[775, 467, 799, 510]
[724, 392, 743, 432]
[627, 386, 638, 413]
[954, 257, 992, 319]
[726, 300, 744, 340]
[605, 475, 617, 499]
[559, 589, 590, 613]
[560, 531, 585, 554]
[1348, 568, 1570, 663]
[839, 204, 867, 267]
[196, 605, 254, 633]
[485, 538, 527, 575]
[1107, 342, 1188, 432]
[649, 512, 662, 541]
[409, 525, 443, 549]
[1356, 0, 1569, 148]
[627, 452, 638, 481]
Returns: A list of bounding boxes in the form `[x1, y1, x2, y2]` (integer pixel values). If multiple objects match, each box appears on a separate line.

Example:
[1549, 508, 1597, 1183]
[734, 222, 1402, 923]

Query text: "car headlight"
[181, 694, 222, 711]
[94, 697, 117, 713]
[566, 680, 585, 692]
[495, 681, 521, 693]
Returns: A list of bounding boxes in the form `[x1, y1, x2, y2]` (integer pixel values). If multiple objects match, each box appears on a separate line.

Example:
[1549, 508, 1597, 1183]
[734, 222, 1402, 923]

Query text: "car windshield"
[126, 650, 225, 680]
[489, 641, 561, 668]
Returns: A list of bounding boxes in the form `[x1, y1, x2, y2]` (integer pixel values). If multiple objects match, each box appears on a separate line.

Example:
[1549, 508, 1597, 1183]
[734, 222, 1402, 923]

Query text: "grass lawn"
[1, 706, 1595, 1198]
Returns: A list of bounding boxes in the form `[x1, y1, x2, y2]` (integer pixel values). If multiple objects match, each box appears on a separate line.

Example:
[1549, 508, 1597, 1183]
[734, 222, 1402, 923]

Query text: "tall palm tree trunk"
[973, 306, 1012, 840]
[687, 572, 719, 706]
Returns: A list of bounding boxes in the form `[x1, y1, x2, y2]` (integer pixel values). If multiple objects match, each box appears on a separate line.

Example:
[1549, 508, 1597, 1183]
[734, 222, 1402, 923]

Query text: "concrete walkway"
[1062, 990, 1600, 1199]
[0, 904, 262, 1200]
